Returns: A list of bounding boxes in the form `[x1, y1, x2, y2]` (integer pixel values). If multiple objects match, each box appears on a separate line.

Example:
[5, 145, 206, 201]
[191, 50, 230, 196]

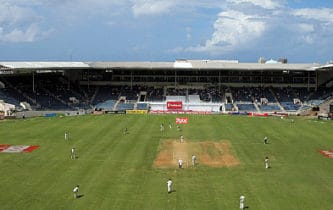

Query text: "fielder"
[167, 179, 173, 193]
[264, 136, 268, 144]
[265, 157, 269, 169]
[65, 132, 68, 141]
[123, 127, 128, 135]
[180, 135, 184, 143]
[73, 185, 79, 198]
[168, 122, 172, 129]
[71, 148, 76, 159]
[240, 195, 245, 209]
[191, 154, 197, 166]
[178, 159, 183, 169]
[160, 124, 164, 131]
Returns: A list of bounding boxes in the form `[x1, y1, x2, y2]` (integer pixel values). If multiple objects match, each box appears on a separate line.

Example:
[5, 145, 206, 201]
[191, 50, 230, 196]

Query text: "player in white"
[178, 159, 183, 169]
[65, 132, 68, 141]
[71, 148, 76, 159]
[240, 195, 245, 209]
[167, 179, 173, 193]
[160, 124, 164, 131]
[265, 157, 269, 169]
[168, 122, 172, 129]
[180, 135, 184, 143]
[123, 127, 128, 135]
[73, 185, 79, 198]
[264, 136, 268, 144]
[191, 154, 197, 166]
[177, 125, 181, 131]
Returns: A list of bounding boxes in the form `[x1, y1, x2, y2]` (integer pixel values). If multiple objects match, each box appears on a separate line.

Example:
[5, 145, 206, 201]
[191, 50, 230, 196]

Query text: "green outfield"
[0, 114, 332, 210]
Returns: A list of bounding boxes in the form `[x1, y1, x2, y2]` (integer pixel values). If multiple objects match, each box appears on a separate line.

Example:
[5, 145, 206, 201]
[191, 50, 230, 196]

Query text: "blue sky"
[0, 0, 332, 63]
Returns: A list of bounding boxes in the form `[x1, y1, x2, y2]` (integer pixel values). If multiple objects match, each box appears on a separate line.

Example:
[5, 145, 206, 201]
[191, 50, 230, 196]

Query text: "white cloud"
[0, 27, 34, 43]
[291, 9, 333, 46]
[175, 2, 333, 56]
[227, 0, 282, 9]
[0, 2, 39, 25]
[186, 10, 266, 53]
[298, 23, 314, 33]
[0, 1, 51, 43]
[132, 0, 177, 17]
[293, 8, 333, 23]
[1, 0, 333, 61]
[186, 27, 192, 40]
[130, 0, 225, 17]
[300, 35, 314, 44]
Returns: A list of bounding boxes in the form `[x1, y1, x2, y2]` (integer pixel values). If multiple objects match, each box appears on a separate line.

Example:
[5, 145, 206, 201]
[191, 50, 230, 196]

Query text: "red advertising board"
[176, 117, 188, 124]
[167, 101, 182, 110]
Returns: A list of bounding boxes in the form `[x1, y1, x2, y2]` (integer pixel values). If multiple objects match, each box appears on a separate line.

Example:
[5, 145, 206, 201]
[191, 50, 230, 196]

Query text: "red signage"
[167, 101, 182, 110]
[176, 117, 188, 124]
[320, 150, 333, 158]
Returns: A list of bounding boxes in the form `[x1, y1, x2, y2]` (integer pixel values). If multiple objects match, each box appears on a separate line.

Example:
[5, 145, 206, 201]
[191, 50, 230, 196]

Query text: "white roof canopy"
[0, 62, 90, 69]
[0, 60, 328, 72]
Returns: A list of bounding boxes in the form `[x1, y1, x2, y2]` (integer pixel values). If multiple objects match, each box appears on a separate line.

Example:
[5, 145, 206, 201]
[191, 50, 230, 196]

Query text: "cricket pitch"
[153, 140, 240, 168]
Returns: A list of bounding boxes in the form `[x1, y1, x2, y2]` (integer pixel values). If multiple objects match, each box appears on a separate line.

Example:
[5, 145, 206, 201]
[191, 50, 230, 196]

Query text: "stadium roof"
[0, 61, 90, 69]
[88, 61, 171, 69]
[0, 60, 330, 72]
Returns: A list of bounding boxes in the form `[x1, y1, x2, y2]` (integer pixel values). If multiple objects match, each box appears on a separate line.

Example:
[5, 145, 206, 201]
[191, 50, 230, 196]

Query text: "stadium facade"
[0, 60, 332, 118]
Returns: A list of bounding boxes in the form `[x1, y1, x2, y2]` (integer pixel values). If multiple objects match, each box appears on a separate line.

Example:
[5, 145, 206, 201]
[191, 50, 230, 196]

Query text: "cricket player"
[240, 195, 245, 209]
[178, 159, 183, 169]
[73, 185, 79, 198]
[264, 136, 268, 144]
[71, 148, 76, 159]
[167, 179, 173, 193]
[265, 157, 269, 169]
[160, 124, 164, 131]
[177, 125, 181, 131]
[65, 132, 68, 141]
[123, 127, 128, 135]
[168, 122, 172, 129]
[180, 135, 184, 143]
[191, 154, 197, 166]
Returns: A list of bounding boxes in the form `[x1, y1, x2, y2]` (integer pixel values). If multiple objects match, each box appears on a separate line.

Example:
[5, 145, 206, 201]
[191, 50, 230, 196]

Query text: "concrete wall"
[15, 110, 88, 119]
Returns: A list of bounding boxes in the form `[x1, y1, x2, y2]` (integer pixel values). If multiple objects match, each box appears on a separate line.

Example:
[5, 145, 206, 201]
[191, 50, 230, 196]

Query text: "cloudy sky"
[0, 0, 332, 63]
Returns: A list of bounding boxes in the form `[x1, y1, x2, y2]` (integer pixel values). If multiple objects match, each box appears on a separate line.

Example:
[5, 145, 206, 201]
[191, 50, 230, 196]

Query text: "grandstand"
[0, 60, 332, 117]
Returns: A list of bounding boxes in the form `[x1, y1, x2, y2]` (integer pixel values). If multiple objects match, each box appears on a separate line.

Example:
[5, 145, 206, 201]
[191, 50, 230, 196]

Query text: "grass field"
[0, 114, 332, 210]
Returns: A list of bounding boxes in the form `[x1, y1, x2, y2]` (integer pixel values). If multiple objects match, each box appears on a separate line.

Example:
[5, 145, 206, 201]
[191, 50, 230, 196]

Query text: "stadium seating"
[136, 103, 148, 110]
[258, 103, 282, 112]
[273, 87, 295, 102]
[236, 103, 257, 111]
[0, 89, 21, 107]
[93, 86, 121, 105]
[280, 102, 301, 111]
[308, 87, 333, 100]
[225, 103, 233, 111]
[146, 87, 164, 101]
[95, 100, 116, 111]
[232, 87, 253, 102]
[1, 73, 332, 114]
[115, 102, 134, 111]
[252, 87, 276, 103]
